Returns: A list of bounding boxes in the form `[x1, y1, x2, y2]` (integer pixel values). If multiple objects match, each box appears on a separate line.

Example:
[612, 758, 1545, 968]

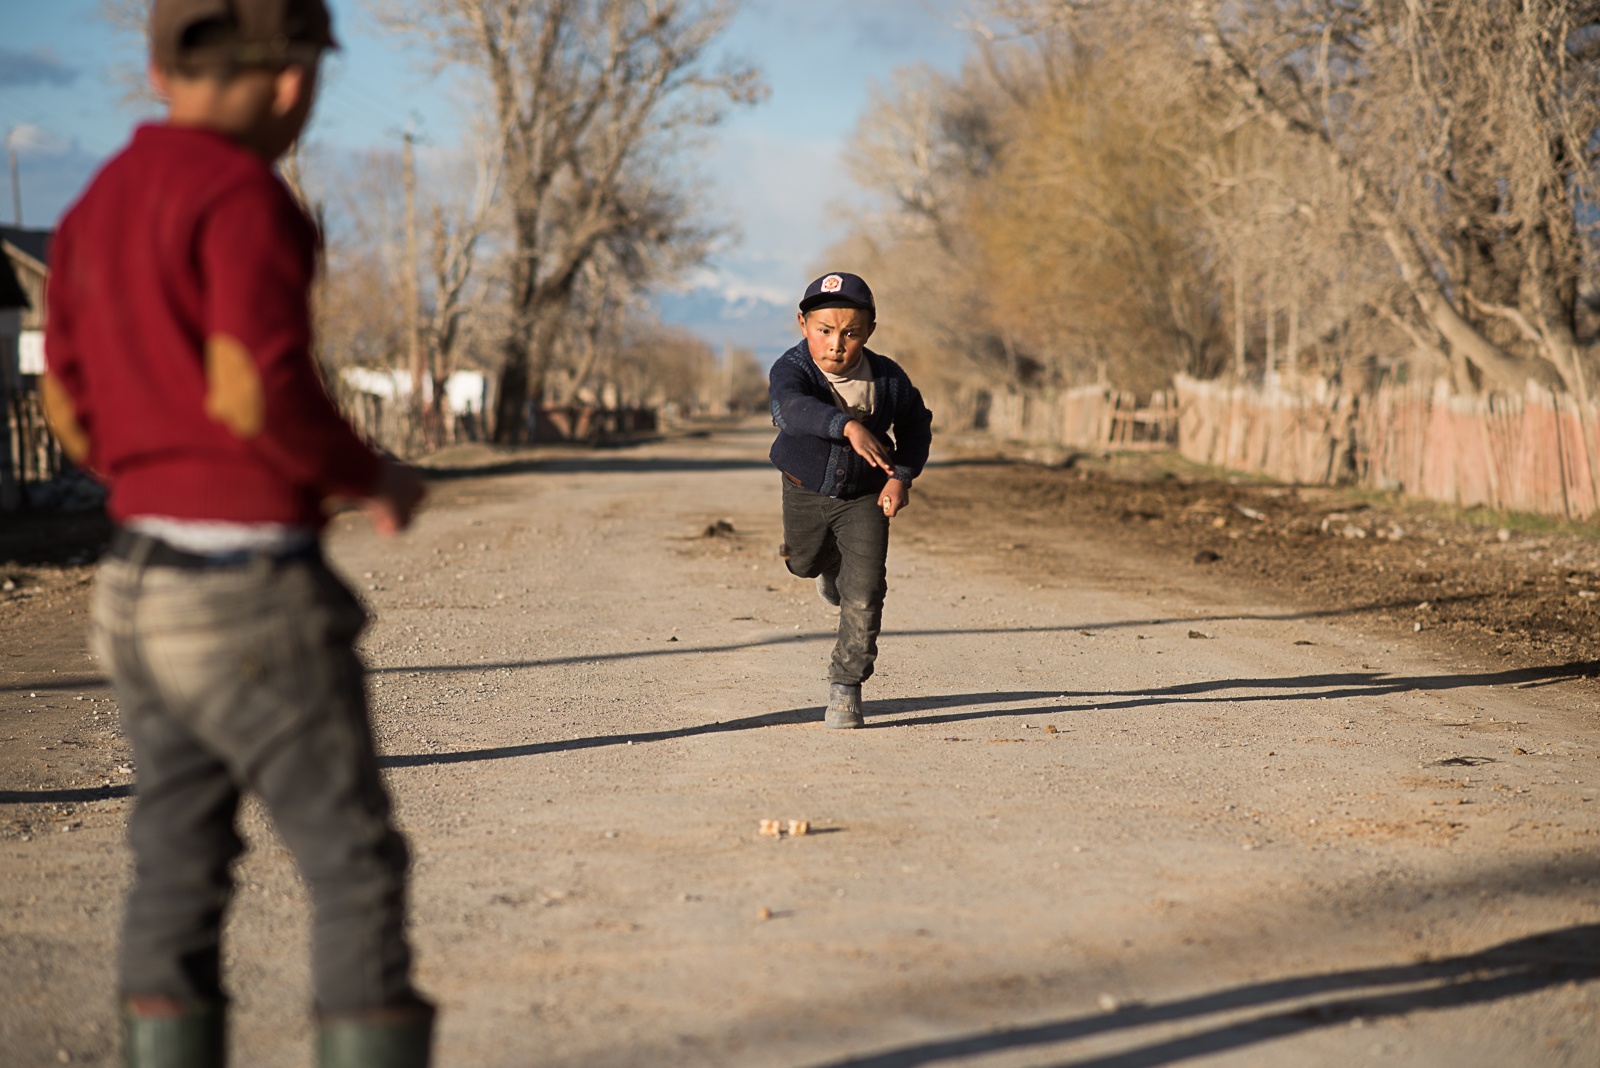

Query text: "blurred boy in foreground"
[44, 1, 432, 1064]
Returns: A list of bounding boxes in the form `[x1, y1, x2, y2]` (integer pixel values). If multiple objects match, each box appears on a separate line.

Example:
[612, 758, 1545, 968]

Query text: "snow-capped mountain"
[654, 282, 795, 360]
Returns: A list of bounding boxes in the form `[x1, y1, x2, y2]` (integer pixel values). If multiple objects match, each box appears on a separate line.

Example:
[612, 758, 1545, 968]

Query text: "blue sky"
[1, 0, 974, 354]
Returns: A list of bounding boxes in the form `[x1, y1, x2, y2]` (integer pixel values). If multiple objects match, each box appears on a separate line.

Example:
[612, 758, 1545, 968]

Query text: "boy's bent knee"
[786, 560, 823, 579]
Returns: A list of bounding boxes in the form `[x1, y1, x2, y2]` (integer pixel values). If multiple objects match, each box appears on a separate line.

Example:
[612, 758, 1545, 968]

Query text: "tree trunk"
[1368, 210, 1562, 394]
[492, 204, 541, 444]
[493, 335, 530, 444]
[1523, 220, 1591, 408]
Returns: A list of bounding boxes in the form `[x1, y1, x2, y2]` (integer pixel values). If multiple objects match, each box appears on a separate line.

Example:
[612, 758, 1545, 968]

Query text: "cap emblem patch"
[821, 274, 843, 293]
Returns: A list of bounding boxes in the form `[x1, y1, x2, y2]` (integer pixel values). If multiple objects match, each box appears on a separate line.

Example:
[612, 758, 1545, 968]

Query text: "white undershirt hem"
[125, 516, 316, 555]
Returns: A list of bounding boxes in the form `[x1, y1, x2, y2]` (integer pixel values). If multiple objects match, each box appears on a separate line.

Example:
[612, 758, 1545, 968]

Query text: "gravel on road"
[3, 423, 1598, 1066]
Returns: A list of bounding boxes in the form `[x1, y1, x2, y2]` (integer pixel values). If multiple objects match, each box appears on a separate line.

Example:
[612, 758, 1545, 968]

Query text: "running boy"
[44, 1, 433, 1064]
[769, 272, 933, 728]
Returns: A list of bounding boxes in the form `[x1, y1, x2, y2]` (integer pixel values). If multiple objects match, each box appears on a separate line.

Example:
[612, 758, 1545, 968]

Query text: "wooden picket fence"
[1172, 374, 1355, 485]
[974, 385, 1178, 451]
[1174, 374, 1600, 520]
[2, 380, 68, 511]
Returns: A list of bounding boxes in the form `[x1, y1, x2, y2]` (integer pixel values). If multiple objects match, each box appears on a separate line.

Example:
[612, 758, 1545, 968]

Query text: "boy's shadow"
[8, 664, 1589, 800]
[809, 924, 1600, 1067]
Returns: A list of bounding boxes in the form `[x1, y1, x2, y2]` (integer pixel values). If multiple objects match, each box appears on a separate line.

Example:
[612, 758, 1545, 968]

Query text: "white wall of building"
[341, 367, 488, 416]
[17, 329, 43, 375]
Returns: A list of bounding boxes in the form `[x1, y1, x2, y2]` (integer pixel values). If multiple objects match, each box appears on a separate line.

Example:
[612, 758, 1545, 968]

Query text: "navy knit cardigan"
[767, 342, 933, 499]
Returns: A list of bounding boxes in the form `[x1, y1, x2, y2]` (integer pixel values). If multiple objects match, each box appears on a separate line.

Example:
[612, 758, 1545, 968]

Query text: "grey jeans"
[781, 478, 891, 685]
[91, 548, 418, 1015]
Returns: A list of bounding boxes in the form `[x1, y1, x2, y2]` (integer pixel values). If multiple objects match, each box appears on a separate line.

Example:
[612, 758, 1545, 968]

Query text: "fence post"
[0, 387, 17, 512]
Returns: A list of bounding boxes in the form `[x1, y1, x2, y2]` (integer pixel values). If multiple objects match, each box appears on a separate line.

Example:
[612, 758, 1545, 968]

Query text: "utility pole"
[6, 128, 21, 226]
[401, 126, 423, 435]
[1232, 136, 1246, 381]
[721, 344, 733, 414]
[2, 128, 17, 511]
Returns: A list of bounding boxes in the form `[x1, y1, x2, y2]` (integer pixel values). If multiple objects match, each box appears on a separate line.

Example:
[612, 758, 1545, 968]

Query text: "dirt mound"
[916, 448, 1600, 673]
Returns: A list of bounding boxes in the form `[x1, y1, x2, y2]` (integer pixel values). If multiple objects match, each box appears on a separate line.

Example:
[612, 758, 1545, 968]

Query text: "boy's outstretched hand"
[844, 421, 909, 517]
[364, 460, 428, 536]
[843, 420, 894, 475]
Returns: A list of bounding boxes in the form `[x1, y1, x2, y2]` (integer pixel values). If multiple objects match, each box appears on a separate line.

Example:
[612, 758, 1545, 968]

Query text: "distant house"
[0, 226, 55, 510]
[338, 365, 492, 449]
[0, 225, 52, 387]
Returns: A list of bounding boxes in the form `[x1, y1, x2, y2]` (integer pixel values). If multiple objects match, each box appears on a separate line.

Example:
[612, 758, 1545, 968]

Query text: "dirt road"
[4, 423, 1600, 1066]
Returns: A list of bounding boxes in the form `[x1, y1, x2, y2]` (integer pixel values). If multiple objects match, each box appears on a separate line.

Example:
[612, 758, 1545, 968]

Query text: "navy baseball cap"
[799, 272, 875, 314]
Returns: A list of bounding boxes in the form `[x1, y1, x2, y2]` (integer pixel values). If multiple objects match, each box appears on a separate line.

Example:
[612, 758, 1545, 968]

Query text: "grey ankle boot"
[123, 1001, 225, 1068]
[816, 569, 841, 607]
[825, 682, 863, 729]
[318, 1002, 435, 1068]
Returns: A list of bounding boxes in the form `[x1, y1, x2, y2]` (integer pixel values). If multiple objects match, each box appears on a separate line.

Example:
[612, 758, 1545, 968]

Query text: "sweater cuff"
[829, 410, 853, 441]
[891, 465, 916, 484]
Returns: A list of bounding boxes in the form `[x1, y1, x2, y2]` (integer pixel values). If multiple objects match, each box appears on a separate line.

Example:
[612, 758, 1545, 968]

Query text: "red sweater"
[45, 124, 381, 528]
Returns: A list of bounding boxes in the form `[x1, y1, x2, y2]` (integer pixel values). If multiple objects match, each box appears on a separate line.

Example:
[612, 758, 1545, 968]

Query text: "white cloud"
[739, 0, 974, 56]
[700, 124, 861, 295]
[671, 266, 790, 307]
[678, 265, 722, 290]
[7, 123, 73, 158]
[720, 279, 793, 306]
[7, 128, 104, 226]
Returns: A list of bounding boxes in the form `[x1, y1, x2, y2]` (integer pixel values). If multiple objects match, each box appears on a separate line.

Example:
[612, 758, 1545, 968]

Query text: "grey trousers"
[91, 549, 418, 1015]
[781, 478, 891, 685]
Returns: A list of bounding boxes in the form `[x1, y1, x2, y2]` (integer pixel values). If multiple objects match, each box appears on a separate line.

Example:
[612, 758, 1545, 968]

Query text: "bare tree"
[421, 123, 502, 441]
[320, 149, 411, 373]
[964, 24, 1232, 391]
[850, 62, 1005, 254]
[609, 319, 715, 410]
[716, 346, 767, 413]
[373, 0, 763, 441]
[1183, 0, 1600, 396]
[543, 158, 718, 408]
[849, 0, 1600, 405]
[98, 0, 159, 105]
[841, 29, 1230, 397]
[545, 249, 632, 406]
[839, 59, 1026, 399]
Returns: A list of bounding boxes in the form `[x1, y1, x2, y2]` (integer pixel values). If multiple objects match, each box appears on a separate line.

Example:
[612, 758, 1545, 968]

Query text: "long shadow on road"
[421, 454, 773, 481]
[345, 590, 1519, 679]
[870, 661, 1598, 733]
[0, 593, 1532, 695]
[377, 659, 1589, 770]
[3, 662, 1590, 799]
[805, 924, 1600, 1068]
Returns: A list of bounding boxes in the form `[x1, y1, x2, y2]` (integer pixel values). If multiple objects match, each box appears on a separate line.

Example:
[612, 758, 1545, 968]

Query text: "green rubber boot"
[318, 1003, 435, 1068]
[122, 1000, 225, 1068]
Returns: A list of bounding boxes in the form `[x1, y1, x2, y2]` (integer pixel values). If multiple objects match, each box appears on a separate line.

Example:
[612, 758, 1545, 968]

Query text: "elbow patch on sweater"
[203, 334, 265, 439]
[41, 373, 90, 463]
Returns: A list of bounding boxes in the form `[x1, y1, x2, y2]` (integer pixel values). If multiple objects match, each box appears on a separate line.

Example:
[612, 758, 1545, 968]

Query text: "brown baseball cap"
[150, 0, 338, 70]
